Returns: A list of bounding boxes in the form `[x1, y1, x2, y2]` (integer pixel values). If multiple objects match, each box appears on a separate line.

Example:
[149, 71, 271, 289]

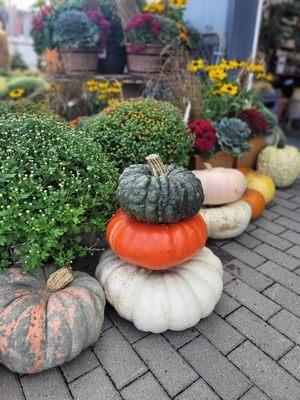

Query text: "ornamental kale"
[217, 117, 251, 158]
[53, 10, 100, 49]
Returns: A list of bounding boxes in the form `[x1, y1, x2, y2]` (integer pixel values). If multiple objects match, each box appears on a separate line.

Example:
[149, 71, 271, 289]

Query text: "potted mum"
[53, 10, 100, 73]
[125, 13, 185, 75]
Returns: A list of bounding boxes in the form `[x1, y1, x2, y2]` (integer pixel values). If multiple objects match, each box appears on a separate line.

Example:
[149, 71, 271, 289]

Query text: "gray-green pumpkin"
[117, 154, 204, 224]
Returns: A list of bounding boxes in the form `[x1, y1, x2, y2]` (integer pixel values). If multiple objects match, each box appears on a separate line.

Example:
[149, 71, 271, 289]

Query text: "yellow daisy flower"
[228, 60, 239, 69]
[169, 0, 188, 8]
[208, 69, 227, 81]
[98, 94, 107, 101]
[187, 58, 205, 72]
[219, 84, 239, 96]
[108, 98, 121, 107]
[9, 88, 25, 99]
[98, 81, 109, 89]
[144, 1, 165, 13]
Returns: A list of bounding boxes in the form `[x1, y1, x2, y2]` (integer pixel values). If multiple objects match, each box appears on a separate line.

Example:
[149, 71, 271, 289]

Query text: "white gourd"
[95, 247, 223, 333]
[200, 200, 251, 239]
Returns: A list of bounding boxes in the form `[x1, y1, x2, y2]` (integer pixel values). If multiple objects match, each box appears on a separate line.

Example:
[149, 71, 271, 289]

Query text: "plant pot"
[236, 137, 266, 169]
[60, 47, 98, 74]
[98, 41, 127, 74]
[44, 48, 65, 75]
[126, 43, 163, 75]
[194, 152, 234, 169]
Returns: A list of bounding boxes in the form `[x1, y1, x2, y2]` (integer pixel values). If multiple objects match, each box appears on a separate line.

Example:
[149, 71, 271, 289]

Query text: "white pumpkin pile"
[193, 164, 252, 239]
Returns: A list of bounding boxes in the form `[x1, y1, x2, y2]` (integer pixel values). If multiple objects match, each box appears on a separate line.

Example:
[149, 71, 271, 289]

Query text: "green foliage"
[0, 76, 7, 98]
[7, 76, 48, 97]
[0, 99, 54, 118]
[10, 52, 28, 70]
[53, 10, 99, 48]
[84, 98, 192, 171]
[100, 0, 124, 44]
[217, 117, 251, 158]
[0, 114, 118, 272]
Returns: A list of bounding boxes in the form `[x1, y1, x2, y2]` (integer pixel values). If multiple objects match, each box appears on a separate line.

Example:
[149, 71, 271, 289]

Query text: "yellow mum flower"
[219, 84, 239, 96]
[98, 94, 107, 101]
[228, 60, 239, 69]
[98, 81, 109, 89]
[256, 73, 273, 81]
[109, 87, 122, 94]
[144, 1, 165, 13]
[247, 63, 265, 73]
[108, 98, 121, 107]
[169, 0, 188, 8]
[187, 58, 205, 72]
[9, 88, 25, 99]
[208, 69, 227, 81]
[111, 80, 122, 89]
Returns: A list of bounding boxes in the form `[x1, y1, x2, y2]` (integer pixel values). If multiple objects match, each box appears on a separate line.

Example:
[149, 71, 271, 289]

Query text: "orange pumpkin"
[237, 166, 255, 176]
[241, 188, 265, 220]
[106, 209, 207, 270]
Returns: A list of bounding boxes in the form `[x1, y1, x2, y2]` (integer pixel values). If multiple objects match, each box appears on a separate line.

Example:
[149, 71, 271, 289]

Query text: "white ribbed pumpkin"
[200, 200, 251, 239]
[193, 164, 247, 205]
[95, 248, 223, 333]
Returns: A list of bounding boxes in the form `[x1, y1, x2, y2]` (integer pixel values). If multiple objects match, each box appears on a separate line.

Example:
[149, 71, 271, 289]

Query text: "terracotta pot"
[194, 152, 234, 170]
[44, 48, 65, 75]
[126, 43, 163, 75]
[237, 137, 266, 169]
[60, 47, 98, 74]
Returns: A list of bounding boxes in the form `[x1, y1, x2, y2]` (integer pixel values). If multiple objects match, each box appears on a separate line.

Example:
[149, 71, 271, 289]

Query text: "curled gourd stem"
[146, 154, 166, 176]
[45, 267, 74, 292]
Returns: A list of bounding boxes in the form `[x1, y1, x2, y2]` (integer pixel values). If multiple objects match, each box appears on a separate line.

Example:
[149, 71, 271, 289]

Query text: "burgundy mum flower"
[189, 118, 218, 154]
[238, 109, 270, 136]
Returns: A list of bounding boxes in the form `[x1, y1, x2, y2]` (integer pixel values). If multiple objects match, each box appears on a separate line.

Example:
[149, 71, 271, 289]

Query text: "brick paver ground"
[2, 181, 300, 400]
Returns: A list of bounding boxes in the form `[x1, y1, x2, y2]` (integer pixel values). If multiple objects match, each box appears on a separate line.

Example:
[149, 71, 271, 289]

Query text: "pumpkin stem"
[146, 154, 166, 176]
[203, 163, 213, 171]
[45, 267, 74, 292]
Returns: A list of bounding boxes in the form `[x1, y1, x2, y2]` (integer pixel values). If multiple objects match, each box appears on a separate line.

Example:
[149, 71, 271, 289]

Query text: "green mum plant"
[0, 100, 52, 117]
[53, 10, 99, 48]
[0, 114, 118, 273]
[84, 98, 193, 171]
[217, 117, 251, 158]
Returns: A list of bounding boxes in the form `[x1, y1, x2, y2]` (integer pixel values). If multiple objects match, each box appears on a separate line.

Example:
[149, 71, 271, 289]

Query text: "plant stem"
[146, 154, 166, 176]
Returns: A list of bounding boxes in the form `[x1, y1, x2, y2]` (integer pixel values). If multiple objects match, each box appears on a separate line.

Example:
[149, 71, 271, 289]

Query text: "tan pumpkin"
[193, 164, 247, 205]
[199, 200, 252, 239]
[0, 266, 105, 374]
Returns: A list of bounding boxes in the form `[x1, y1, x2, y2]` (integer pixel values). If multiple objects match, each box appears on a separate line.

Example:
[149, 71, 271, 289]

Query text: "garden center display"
[0, 266, 105, 374]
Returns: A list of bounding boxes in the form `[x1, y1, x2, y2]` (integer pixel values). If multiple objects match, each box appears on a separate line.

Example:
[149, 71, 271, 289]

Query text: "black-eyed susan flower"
[9, 88, 25, 99]
[219, 83, 239, 96]
[187, 58, 205, 72]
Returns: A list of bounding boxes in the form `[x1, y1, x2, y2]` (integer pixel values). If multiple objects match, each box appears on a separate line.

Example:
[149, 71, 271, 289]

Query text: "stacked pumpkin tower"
[96, 154, 223, 334]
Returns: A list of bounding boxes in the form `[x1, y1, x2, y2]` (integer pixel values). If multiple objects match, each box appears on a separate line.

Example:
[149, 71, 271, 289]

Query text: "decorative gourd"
[246, 171, 275, 204]
[241, 189, 265, 220]
[237, 166, 254, 176]
[106, 209, 207, 270]
[193, 164, 247, 205]
[199, 200, 252, 239]
[257, 137, 300, 188]
[0, 266, 105, 374]
[96, 247, 223, 333]
[117, 154, 204, 224]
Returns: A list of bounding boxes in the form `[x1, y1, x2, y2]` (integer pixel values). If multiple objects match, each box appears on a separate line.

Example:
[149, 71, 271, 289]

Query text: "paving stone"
[174, 379, 220, 400]
[133, 334, 198, 397]
[245, 222, 256, 232]
[274, 189, 294, 200]
[228, 341, 300, 400]
[272, 197, 299, 210]
[239, 387, 269, 400]
[60, 348, 99, 383]
[223, 271, 235, 285]
[235, 233, 261, 249]
[262, 208, 280, 220]
[271, 205, 300, 223]
[179, 335, 251, 400]
[93, 327, 147, 389]
[102, 315, 114, 331]
[226, 307, 292, 360]
[0, 365, 24, 400]
[163, 327, 199, 349]
[207, 243, 235, 264]
[69, 366, 121, 400]
[225, 280, 280, 320]
[251, 228, 292, 251]
[287, 245, 300, 259]
[280, 229, 300, 245]
[269, 309, 300, 345]
[255, 244, 300, 271]
[295, 267, 300, 276]
[109, 308, 149, 344]
[209, 239, 230, 247]
[263, 283, 300, 318]
[196, 313, 244, 355]
[257, 261, 300, 295]
[279, 346, 300, 381]
[222, 242, 265, 268]
[253, 217, 286, 234]
[21, 368, 71, 400]
[121, 372, 170, 400]
[224, 259, 273, 291]
[214, 292, 240, 318]
[275, 216, 300, 233]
